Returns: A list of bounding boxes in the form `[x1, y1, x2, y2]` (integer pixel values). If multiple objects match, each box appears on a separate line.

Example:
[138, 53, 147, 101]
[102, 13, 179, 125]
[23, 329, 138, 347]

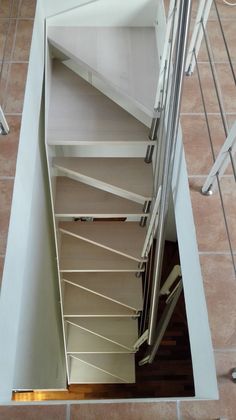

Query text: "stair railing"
[0, 107, 9, 135]
[202, 120, 236, 195]
[185, 0, 213, 75]
[146, 0, 192, 350]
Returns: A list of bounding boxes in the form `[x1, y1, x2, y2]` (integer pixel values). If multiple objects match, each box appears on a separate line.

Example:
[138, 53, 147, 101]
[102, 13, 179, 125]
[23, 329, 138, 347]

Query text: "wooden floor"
[13, 242, 194, 402]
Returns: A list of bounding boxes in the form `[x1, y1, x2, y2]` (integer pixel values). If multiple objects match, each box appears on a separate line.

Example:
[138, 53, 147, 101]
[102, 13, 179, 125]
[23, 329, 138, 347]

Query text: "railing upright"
[148, 0, 192, 346]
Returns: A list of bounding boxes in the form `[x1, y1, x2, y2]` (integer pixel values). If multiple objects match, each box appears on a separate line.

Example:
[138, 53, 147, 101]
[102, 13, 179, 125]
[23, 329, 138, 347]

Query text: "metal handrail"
[148, 0, 192, 346]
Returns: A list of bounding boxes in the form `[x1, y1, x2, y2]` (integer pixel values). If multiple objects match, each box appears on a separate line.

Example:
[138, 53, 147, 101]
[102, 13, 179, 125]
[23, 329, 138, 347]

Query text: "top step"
[47, 26, 158, 118]
[47, 61, 151, 146]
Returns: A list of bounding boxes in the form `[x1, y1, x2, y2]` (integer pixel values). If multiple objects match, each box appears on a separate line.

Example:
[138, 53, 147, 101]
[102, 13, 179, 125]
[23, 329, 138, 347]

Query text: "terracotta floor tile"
[0, 179, 13, 255]
[219, 176, 236, 250]
[201, 19, 236, 64]
[189, 177, 231, 252]
[215, 350, 236, 378]
[0, 115, 21, 176]
[18, 0, 37, 18]
[0, 405, 67, 420]
[182, 62, 221, 113]
[182, 71, 204, 114]
[0, 0, 13, 18]
[0, 62, 10, 108]
[212, 0, 236, 20]
[0, 20, 9, 60]
[215, 64, 236, 114]
[181, 114, 226, 175]
[71, 402, 177, 420]
[180, 399, 220, 420]
[200, 254, 236, 348]
[13, 19, 34, 61]
[4, 63, 28, 113]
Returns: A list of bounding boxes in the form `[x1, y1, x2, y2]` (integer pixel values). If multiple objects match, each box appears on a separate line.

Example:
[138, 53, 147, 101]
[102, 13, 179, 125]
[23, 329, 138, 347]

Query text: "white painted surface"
[0, 0, 67, 403]
[172, 127, 218, 399]
[48, 26, 158, 112]
[63, 283, 137, 317]
[53, 157, 153, 204]
[59, 221, 146, 262]
[48, 0, 158, 27]
[66, 317, 138, 350]
[62, 271, 143, 310]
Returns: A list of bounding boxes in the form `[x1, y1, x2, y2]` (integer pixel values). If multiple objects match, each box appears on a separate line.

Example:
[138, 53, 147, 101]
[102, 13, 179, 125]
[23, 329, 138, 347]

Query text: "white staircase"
[45, 17, 157, 385]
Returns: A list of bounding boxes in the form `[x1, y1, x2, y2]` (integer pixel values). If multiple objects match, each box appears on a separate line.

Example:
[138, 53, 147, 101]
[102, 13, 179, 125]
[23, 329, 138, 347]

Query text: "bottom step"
[69, 354, 136, 384]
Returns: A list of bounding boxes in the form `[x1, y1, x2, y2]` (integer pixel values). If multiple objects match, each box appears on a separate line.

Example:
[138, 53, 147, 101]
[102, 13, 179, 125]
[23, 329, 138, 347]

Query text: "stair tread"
[48, 26, 158, 115]
[60, 235, 143, 272]
[53, 157, 153, 204]
[71, 353, 135, 383]
[63, 283, 138, 316]
[66, 317, 138, 350]
[69, 355, 135, 384]
[62, 272, 143, 311]
[47, 60, 150, 145]
[66, 321, 135, 353]
[55, 177, 145, 217]
[59, 221, 146, 262]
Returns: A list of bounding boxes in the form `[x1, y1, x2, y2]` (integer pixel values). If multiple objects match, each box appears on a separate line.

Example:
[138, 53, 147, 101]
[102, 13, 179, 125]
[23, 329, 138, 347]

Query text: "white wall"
[172, 127, 218, 399]
[0, 0, 67, 403]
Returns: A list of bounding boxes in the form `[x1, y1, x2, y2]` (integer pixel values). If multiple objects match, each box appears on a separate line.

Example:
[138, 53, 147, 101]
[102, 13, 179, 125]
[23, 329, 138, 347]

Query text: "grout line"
[177, 400, 181, 420]
[0, 60, 29, 64]
[214, 348, 236, 353]
[199, 251, 236, 255]
[66, 403, 71, 420]
[197, 60, 236, 65]
[188, 174, 234, 179]
[4, 112, 22, 116]
[0, 18, 35, 21]
[181, 112, 236, 116]
[0, 176, 15, 180]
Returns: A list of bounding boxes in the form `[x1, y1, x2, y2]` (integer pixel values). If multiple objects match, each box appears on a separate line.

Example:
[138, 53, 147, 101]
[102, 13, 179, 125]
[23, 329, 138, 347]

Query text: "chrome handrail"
[148, 0, 192, 346]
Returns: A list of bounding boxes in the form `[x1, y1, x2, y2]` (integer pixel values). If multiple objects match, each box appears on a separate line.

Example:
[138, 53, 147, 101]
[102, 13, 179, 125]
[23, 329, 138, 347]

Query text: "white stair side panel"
[47, 60, 150, 145]
[60, 235, 143, 272]
[66, 322, 132, 353]
[53, 157, 153, 205]
[72, 353, 135, 383]
[62, 272, 143, 311]
[47, 26, 158, 113]
[66, 317, 138, 350]
[63, 283, 138, 317]
[69, 356, 125, 384]
[59, 221, 146, 262]
[55, 177, 146, 218]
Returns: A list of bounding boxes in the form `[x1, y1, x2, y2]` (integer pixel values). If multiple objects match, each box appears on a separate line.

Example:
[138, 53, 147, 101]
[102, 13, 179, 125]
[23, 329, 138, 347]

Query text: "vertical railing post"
[185, 0, 213, 75]
[0, 106, 9, 135]
[148, 0, 192, 346]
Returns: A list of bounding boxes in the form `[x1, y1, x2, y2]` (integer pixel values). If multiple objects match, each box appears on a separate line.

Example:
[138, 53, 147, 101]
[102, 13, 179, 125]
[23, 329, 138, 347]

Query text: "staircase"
[46, 23, 158, 383]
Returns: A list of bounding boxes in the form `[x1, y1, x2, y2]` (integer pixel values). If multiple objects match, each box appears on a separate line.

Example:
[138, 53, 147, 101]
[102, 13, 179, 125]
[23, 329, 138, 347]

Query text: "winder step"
[69, 353, 135, 384]
[60, 234, 144, 272]
[48, 25, 158, 117]
[62, 272, 143, 311]
[55, 177, 146, 218]
[66, 317, 139, 351]
[59, 221, 147, 262]
[63, 283, 139, 317]
[47, 60, 151, 145]
[53, 158, 153, 205]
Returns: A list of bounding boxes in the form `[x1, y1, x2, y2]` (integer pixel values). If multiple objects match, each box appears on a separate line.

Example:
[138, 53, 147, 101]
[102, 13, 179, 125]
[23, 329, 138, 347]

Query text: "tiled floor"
[0, 0, 236, 419]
